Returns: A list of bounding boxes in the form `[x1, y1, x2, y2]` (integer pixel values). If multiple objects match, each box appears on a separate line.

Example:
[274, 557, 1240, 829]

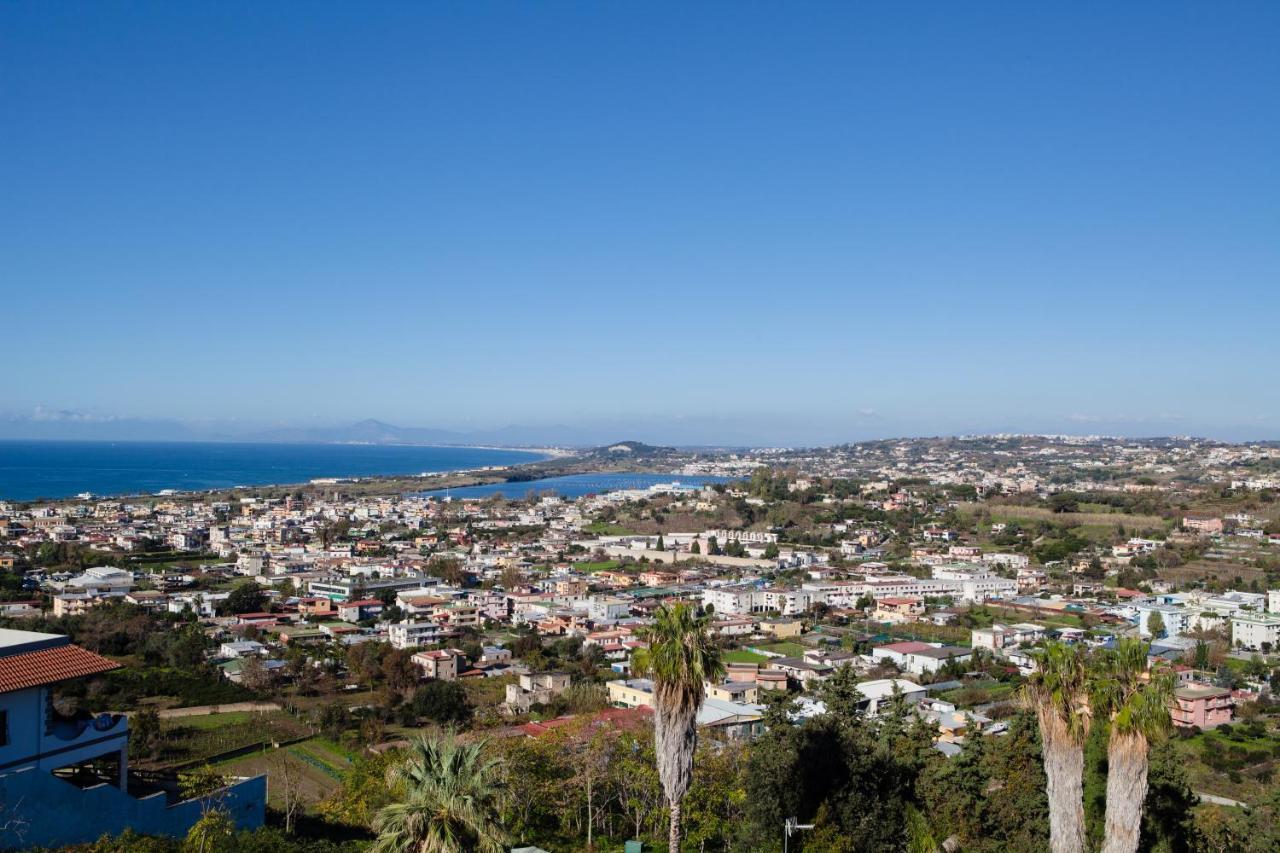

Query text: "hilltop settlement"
[3, 435, 1280, 851]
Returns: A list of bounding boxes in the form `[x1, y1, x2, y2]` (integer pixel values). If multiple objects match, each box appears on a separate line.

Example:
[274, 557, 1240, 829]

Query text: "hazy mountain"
[246, 419, 471, 445]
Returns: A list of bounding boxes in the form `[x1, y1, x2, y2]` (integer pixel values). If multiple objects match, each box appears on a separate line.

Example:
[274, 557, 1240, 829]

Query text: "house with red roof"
[0, 628, 266, 847]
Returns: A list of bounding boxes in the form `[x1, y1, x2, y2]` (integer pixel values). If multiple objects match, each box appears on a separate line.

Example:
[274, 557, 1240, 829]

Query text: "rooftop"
[0, 635, 120, 694]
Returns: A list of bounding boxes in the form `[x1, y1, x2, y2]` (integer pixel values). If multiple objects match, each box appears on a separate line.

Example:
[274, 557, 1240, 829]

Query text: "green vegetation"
[573, 559, 622, 572]
[157, 711, 312, 766]
[754, 641, 807, 656]
[582, 521, 636, 535]
[721, 649, 768, 664]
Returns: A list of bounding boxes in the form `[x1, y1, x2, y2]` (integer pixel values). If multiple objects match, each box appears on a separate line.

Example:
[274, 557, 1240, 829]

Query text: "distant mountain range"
[246, 419, 472, 445]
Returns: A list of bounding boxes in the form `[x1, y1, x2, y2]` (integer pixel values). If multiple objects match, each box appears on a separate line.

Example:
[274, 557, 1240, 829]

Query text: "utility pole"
[784, 817, 815, 853]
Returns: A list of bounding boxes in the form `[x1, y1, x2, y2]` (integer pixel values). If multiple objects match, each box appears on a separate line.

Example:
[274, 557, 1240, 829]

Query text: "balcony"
[49, 710, 128, 745]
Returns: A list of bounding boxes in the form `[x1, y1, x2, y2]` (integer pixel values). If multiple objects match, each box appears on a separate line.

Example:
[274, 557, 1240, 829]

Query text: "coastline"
[0, 440, 577, 504]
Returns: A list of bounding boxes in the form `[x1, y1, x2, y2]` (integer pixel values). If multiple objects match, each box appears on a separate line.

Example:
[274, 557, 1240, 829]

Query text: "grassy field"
[722, 649, 768, 664]
[958, 502, 1169, 533]
[1160, 559, 1274, 586]
[574, 560, 623, 572]
[880, 622, 972, 645]
[157, 710, 312, 766]
[972, 605, 1087, 630]
[753, 641, 807, 657]
[939, 680, 1019, 707]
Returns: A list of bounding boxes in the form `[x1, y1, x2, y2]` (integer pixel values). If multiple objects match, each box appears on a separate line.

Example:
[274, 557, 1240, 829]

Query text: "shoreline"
[0, 442, 579, 505]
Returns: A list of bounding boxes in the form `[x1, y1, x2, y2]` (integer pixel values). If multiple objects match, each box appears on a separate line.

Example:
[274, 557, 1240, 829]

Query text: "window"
[0, 709, 8, 746]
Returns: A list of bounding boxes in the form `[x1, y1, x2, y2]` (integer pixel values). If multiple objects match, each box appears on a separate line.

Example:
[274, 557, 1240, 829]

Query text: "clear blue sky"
[3, 3, 1278, 445]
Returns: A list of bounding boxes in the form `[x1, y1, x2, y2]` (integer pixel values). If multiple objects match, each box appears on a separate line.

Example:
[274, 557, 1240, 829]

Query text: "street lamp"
[784, 817, 815, 853]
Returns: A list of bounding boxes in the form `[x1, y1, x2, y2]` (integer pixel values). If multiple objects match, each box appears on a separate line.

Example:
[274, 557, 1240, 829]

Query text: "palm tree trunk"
[1040, 713, 1086, 853]
[669, 797, 682, 852]
[1101, 731, 1148, 853]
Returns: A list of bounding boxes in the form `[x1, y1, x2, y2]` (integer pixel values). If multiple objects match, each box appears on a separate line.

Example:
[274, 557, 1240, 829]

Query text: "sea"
[0, 440, 548, 502]
[415, 472, 730, 500]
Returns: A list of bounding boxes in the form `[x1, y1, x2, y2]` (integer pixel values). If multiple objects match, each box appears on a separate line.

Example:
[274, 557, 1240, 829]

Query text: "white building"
[586, 595, 632, 622]
[388, 620, 445, 650]
[1135, 602, 1194, 638]
[854, 678, 928, 716]
[1231, 612, 1280, 651]
[62, 566, 133, 596]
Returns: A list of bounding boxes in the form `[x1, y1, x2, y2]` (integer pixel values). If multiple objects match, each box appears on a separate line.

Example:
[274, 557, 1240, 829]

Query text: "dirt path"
[155, 701, 282, 719]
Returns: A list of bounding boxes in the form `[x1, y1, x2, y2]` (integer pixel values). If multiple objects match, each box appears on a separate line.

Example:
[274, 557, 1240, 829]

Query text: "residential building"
[1172, 684, 1234, 729]
[412, 648, 466, 681]
[336, 599, 383, 623]
[853, 678, 927, 716]
[1230, 612, 1280, 651]
[388, 620, 445, 650]
[0, 629, 265, 847]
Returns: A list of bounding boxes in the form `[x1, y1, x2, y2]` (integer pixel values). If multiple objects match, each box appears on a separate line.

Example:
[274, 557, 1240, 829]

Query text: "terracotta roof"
[0, 644, 120, 693]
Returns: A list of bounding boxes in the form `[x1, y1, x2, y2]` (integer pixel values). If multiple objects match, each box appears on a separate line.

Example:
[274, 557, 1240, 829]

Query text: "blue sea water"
[416, 472, 730, 500]
[0, 441, 547, 501]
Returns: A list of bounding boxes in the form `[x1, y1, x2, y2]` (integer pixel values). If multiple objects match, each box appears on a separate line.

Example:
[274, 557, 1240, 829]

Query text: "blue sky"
[3, 3, 1279, 445]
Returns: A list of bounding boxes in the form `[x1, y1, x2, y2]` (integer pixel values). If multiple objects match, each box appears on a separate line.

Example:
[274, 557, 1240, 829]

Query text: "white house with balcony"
[0, 628, 266, 847]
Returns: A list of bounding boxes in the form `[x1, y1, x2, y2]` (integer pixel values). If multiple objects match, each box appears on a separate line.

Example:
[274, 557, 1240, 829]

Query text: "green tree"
[130, 706, 163, 761]
[1193, 640, 1210, 671]
[218, 582, 266, 616]
[1146, 610, 1166, 640]
[403, 680, 472, 727]
[631, 602, 725, 852]
[371, 732, 509, 853]
[182, 809, 235, 853]
[1089, 639, 1174, 853]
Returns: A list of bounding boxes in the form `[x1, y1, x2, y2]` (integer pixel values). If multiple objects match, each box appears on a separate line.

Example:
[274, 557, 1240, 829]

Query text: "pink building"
[1172, 684, 1233, 729]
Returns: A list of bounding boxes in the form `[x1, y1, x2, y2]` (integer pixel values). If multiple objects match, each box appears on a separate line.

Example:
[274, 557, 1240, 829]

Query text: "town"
[1, 434, 1279, 851]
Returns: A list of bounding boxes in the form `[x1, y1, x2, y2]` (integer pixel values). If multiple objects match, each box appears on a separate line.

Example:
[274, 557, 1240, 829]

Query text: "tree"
[268, 749, 303, 835]
[499, 564, 523, 590]
[381, 648, 420, 697]
[430, 557, 465, 586]
[219, 582, 266, 616]
[130, 706, 163, 761]
[403, 680, 472, 727]
[1089, 639, 1174, 853]
[655, 534, 665, 552]
[182, 808, 234, 853]
[1145, 610, 1166, 640]
[631, 602, 724, 852]
[238, 657, 273, 693]
[1023, 641, 1090, 853]
[1193, 639, 1210, 671]
[371, 731, 509, 853]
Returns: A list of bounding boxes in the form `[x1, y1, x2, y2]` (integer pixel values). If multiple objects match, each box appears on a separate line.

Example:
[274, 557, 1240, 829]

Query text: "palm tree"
[632, 602, 724, 852]
[1090, 639, 1174, 853]
[1023, 641, 1091, 853]
[371, 731, 509, 853]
